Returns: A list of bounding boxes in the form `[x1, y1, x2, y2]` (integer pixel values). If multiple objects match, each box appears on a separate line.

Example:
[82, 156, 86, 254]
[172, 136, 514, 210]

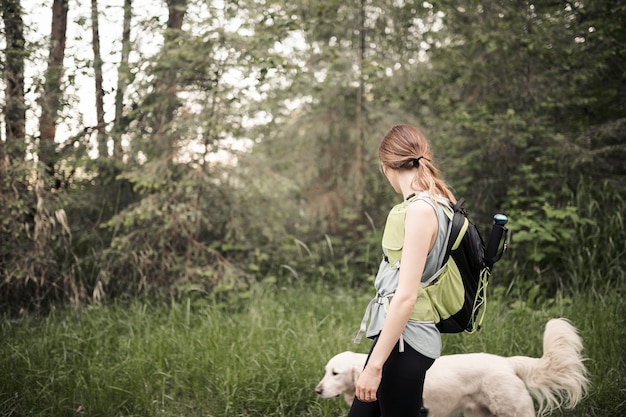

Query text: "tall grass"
[561, 182, 626, 292]
[1, 284, 624, 416]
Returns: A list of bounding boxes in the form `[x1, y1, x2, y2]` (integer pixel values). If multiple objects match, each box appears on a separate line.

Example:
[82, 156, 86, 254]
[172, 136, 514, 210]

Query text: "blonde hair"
[379, 124, 456, 203]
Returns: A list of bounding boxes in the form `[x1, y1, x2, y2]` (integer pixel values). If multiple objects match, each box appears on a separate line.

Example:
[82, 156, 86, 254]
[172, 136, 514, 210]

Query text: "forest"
[1, 0, 625, 416]
[1, 0, 623, 310]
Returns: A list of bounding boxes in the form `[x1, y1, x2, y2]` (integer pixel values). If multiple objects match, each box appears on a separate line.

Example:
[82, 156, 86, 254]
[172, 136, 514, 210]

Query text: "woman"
[349, 124, 456, 417]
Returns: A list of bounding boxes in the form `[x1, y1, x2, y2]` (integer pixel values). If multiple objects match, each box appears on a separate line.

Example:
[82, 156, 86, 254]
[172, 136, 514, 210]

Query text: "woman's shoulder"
[405, 198, 439, 232]
[407, 193, 451, 232]
[406, 198, 437, 216]
[410, 192, 450, 212]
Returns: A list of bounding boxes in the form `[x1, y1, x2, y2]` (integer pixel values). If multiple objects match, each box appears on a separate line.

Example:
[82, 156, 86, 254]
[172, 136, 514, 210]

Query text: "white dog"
[316, 318, 588, 417]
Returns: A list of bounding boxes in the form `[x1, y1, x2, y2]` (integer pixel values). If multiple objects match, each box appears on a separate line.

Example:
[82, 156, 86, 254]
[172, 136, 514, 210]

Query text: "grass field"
[1, 283, 624, 416]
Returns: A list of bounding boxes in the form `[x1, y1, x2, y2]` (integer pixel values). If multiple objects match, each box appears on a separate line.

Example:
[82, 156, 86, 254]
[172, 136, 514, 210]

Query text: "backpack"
[427, 198, 508, 334]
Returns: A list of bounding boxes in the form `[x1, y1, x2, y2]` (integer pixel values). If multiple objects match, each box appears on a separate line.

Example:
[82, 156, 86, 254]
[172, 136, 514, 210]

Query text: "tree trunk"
[354, 0, 366, 210]
[167, 0, 186, 33]
[153, 0, 187, 159]
[1, 0, 27, 170]
[113, 0, 132, 160]
[91, 0, 107, 158]
[38, 0, 68, 174]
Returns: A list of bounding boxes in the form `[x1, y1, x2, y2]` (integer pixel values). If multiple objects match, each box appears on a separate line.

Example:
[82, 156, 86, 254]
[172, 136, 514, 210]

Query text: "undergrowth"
[1, 283, 624, 416]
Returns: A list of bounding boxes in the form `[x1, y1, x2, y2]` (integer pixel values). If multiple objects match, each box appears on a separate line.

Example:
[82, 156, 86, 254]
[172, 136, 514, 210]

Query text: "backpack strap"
[440, 198, 468, 266]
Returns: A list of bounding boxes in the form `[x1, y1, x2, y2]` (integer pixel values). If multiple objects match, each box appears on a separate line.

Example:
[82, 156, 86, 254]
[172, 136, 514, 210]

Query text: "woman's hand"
[355, 365, 382, 402]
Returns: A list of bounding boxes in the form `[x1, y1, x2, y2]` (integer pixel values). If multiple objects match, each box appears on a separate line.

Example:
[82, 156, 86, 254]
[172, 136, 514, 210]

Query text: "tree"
[37, 0, 68, 181]
[252, 0, 438, 234]
[1, 0, 621, 309]
[91, 0, 107, 158]
[145, 0, 187, 160]
[354, 0, 366, 211]
[385, 0, 626, 291]
[1, 0, 29, 309]
[112, 0, 132, 160]
[563, 1, 626, 190]
[1, 0, 26, 167]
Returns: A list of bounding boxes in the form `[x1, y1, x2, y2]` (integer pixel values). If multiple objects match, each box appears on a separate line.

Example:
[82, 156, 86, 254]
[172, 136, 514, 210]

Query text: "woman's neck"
[396, 170, 423, 200]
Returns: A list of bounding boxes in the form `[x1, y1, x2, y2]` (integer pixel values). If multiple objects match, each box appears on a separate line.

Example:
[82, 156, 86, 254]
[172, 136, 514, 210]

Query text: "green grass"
[1, 283, 624, 416]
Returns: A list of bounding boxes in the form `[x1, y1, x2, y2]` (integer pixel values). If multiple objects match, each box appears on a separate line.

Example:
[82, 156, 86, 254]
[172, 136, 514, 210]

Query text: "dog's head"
[315, 351, 367, 405]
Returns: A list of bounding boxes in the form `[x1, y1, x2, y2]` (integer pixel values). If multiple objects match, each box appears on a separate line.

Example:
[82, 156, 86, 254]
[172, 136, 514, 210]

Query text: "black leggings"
[346, 337, 435, 417]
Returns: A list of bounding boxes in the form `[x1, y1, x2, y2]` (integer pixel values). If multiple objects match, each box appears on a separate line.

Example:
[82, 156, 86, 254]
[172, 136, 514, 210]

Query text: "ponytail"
[379, 125, 456, 204]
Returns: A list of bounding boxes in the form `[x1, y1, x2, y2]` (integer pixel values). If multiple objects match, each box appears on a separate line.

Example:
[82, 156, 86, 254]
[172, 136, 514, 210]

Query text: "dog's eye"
[332, 371, 339, 376]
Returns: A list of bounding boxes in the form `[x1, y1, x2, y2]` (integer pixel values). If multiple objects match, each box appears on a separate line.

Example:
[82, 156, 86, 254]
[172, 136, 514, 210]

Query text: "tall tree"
[112, 0, 132, 160]
[564, 1, 626, 189]
[0, 0, 28, 306]
[91, 0, 107, 158]
[1, 0, 26, 169]
[354, 0, 366, 211]
[99, 0, 313, 299]
[253, 0, 435, 234]
[387, 1, 582, 213]
[400, 0, 626, 212]
[37, 0, 68, 179]
[138, 0, 187, 160]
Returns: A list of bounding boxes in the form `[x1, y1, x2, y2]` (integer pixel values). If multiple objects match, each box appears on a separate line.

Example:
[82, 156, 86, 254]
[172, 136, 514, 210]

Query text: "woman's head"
[379, 124, 455, 202]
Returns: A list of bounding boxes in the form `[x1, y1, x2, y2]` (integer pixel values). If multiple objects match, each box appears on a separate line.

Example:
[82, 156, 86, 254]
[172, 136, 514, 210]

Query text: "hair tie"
[412, 156, 429, 167]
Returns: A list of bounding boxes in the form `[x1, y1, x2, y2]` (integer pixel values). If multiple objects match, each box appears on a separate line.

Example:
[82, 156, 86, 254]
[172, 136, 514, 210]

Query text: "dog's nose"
[315, 386, 323, 395]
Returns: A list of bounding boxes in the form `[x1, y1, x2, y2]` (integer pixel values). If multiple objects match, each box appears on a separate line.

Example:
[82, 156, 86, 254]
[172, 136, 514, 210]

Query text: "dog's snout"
[315, 385, 323, 395]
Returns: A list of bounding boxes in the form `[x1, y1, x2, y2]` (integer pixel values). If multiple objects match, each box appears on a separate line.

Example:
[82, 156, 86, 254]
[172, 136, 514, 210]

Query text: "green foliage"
[271, 230, 379, 290]
[98, 149, 308, 302]
[387, 0, 626, 218]
[2, 0, 625, 311]
[0, 159, 79, 310]
[499, 180, 626, 294]
[1, 284, 623, 416]
[0, 154, 144, 312]
[509, 203, 590, 264]
[560, 182, 626, 291]
[101, 161, 240, 300]
[1, 7, 623, 416]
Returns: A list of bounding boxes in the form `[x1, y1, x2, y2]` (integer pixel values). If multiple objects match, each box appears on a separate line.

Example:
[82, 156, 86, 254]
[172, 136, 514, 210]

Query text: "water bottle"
[485, 214, 508, 268]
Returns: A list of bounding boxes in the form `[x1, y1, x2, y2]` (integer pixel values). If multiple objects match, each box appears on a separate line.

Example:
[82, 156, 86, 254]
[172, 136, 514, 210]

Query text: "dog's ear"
[351, 362, 362, 385]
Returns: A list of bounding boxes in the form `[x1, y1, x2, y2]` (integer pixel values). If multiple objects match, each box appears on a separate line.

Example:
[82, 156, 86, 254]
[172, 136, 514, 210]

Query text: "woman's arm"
[355, 200, 438, 402]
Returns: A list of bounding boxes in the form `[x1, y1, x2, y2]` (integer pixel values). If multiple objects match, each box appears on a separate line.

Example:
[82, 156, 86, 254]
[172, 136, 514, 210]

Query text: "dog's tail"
[511, 318, 589, 416]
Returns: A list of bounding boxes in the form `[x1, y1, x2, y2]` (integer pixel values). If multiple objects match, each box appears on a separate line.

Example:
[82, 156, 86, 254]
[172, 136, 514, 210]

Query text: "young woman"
[349, 124, 456, 417]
